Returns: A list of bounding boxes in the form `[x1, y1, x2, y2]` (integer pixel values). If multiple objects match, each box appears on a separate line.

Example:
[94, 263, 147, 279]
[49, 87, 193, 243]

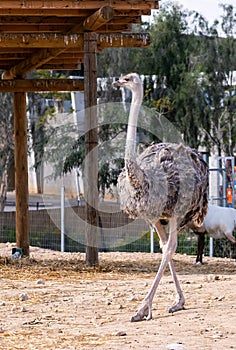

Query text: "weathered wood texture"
[0, 79, 84, 92]
[0, 1, 157, 75]
[70, 5, 114, 33]
[0, 1, 158, 11]
[1, 33, 150, 79]
[0, 33, 150, 49]
[14, 92, 29, 256]
[1, 5, 114, 79]
[84, 33, 99, 266]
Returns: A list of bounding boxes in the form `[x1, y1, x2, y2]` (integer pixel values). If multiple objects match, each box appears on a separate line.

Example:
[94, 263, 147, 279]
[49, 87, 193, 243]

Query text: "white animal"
[188, 204, 236, 263]
[113, 73, 208, 322]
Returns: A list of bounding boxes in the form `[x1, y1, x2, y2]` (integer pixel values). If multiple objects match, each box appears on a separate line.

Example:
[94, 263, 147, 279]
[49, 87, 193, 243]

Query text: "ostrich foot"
[168, 296, 185, 313]
[131, 300, 152, 322]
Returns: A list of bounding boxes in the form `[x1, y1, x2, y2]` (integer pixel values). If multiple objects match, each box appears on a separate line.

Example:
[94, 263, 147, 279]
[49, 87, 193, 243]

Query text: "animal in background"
[188, 204, 236, 264]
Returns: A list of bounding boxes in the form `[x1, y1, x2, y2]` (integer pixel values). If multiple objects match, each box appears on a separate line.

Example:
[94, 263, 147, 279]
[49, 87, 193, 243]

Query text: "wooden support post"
[84, 32, 99, 266]
[14, 92, 29, 256]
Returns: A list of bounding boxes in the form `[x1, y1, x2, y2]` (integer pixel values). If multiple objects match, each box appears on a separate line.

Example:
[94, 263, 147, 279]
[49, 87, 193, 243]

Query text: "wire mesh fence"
[0, 204, 235, 259]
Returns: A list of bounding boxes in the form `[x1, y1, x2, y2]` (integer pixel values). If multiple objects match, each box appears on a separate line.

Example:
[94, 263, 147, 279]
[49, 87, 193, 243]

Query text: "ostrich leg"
[131, 218, 182, 322]
[154, 221, 185, 313]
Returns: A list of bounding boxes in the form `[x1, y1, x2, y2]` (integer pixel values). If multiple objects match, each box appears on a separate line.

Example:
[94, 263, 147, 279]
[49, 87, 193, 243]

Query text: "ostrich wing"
[118, 143, 208, 229]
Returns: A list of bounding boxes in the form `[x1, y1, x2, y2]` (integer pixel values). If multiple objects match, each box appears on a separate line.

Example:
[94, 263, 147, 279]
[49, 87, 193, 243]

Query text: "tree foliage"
[97, 2, 236, 156]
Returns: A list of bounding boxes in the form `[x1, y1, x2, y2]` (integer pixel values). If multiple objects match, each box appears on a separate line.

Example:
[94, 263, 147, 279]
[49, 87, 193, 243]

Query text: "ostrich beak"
[113, 77, 127, 87]
[112, 79, 122, 87]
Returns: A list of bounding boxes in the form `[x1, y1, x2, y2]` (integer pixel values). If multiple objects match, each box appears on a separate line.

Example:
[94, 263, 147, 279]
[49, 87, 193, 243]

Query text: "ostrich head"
[113, 73, 142, 92]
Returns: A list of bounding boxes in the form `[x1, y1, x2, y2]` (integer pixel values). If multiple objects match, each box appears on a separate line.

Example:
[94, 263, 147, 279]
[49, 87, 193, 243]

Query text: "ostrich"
[113, 73, 208, 322]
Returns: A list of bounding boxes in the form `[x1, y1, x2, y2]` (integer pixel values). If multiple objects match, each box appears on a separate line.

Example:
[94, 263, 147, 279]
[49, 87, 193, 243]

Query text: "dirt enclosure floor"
[0, 243, 236, 350]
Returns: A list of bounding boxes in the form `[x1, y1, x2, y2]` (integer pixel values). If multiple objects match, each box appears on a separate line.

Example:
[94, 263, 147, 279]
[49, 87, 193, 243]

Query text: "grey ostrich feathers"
[113, 73, 209, 322]
[118, 142, 208, 228]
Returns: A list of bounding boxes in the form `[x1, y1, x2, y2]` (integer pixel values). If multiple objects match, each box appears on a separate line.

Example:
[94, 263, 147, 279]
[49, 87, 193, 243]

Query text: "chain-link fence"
[1, 204, 235, 259]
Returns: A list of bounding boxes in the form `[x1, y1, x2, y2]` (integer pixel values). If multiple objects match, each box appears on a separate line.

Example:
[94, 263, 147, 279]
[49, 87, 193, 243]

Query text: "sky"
[145, 0, 235, 25]
[173, 0, 234, 23]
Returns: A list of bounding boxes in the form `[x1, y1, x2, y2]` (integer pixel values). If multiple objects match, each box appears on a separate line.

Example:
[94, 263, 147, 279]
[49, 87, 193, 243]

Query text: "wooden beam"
[84, 32, 98, 266]
[0, 1, 159, 11]
[0, 32, 150, 49]
[0, 33, 83, 49]
[98, 33, 150, 48]
[0, 48, 34, 54]
[1, 7, 113, 79]
[0, 24, 69, 33]
[0, 15, 76, 25]
[70, 5, 114, 33]
[0, 53, 82, 60]
[1, 32, 150, 79]
[39, 63, 82, 70]
[2, 48, 66, 79]
[0, 79, 84, 92]
[0, 8, 152, 17]
[0, 63, 82, 71]
[14, 92, 29, 257]
[0, 11, 139, 33]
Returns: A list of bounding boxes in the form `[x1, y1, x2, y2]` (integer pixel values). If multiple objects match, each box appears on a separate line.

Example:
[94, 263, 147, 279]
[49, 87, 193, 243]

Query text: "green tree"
[147, 3, 207, 147]
[143, 2, 236, 153]
[97, 23, 155, 77]
[192, 4, 236, 155]
[27, 70, 73, 193]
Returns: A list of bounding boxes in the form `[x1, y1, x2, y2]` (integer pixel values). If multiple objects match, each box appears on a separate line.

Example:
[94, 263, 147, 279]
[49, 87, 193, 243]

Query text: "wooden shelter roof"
[0, 0, 159, 80]
[0, 1, 160, 260]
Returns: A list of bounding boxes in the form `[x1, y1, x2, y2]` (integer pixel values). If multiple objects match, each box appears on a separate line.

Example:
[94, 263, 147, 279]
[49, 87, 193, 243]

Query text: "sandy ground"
[0, 243, 236, 350]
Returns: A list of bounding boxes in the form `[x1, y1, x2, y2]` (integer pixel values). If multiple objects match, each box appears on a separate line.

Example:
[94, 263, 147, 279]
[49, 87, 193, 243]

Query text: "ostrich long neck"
[125, 85, 143, 164]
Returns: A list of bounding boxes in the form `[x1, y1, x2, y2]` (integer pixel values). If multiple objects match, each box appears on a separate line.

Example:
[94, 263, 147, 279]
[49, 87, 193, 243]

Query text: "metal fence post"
[150, 226, 154, 253]
[61, 185, 65, 252]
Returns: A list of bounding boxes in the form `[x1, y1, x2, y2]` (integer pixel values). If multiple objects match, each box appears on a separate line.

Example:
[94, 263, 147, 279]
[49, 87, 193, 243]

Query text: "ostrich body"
[113, 73, 208, 322]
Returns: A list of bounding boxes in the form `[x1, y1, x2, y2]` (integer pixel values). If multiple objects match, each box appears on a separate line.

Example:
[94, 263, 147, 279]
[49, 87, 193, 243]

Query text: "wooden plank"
[2, 48, 66, 79]
[0, 23, 132, 34]
[0, 1, 159, 11]
[98, 33, 150, 48]
[0, 33, 84, 49]
[0, 15, 77, 24]
[1, 7, 112, 79]
[0, 79, 84, 92]
[84, 32, 98, 266]
[14, 92, 29, 257]
[0, 8, 151, 17]
[0, 14, 140, 26]
[1, 32, 150, 79]
[39, 63, 82, 70]
[0, 32, 150, 48]
[0, 48, 34, 54]
[0, 9, 91, 16]
[0, 24, 70, 33]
